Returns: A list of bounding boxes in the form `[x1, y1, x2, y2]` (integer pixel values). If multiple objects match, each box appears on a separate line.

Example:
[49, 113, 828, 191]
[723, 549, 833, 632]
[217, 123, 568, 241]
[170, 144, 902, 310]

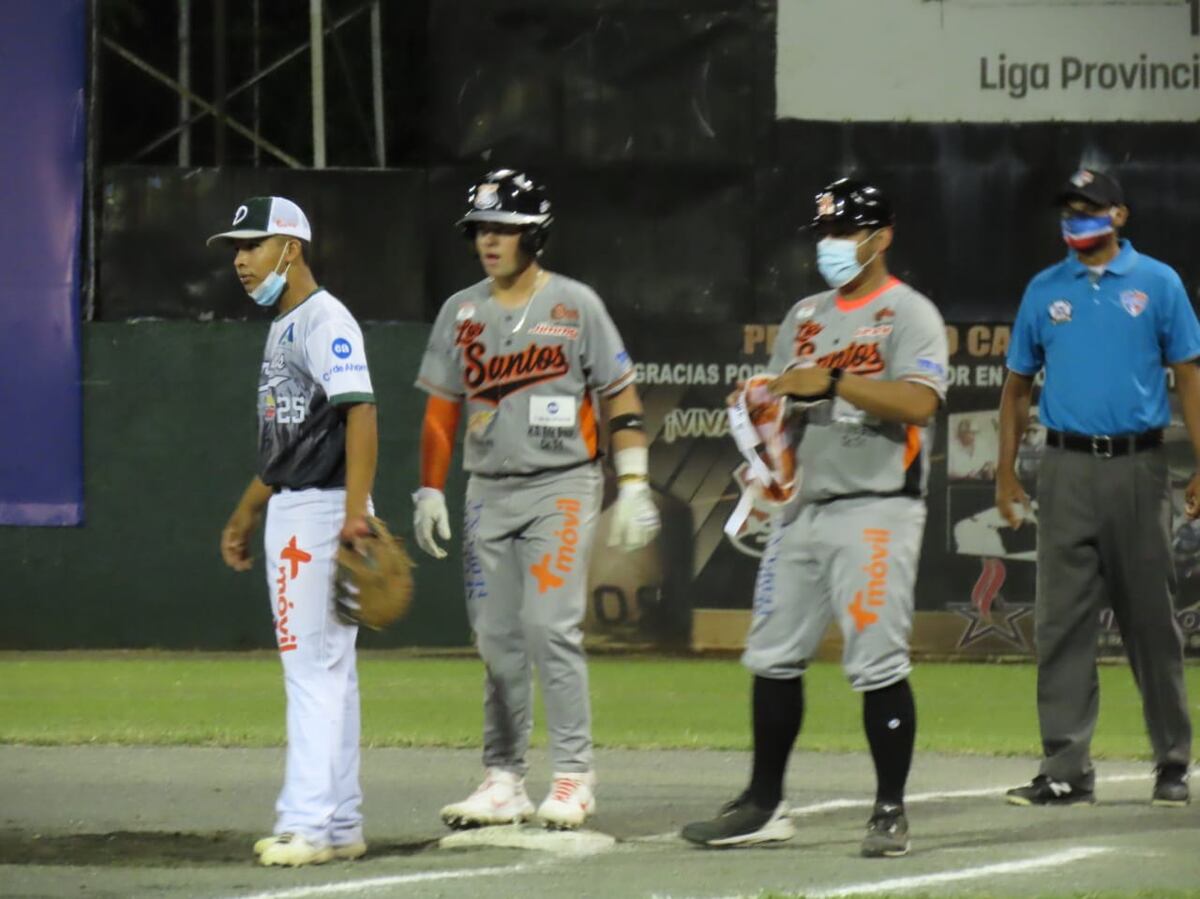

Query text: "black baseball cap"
[1055, 168, 1124, 208]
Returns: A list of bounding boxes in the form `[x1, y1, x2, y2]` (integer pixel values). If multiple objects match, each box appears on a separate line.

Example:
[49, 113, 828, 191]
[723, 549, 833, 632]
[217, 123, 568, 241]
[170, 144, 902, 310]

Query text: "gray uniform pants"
[463, 464, 601, 776]
[742, 495, 926, 691]
[1035, 445, 1192, 782]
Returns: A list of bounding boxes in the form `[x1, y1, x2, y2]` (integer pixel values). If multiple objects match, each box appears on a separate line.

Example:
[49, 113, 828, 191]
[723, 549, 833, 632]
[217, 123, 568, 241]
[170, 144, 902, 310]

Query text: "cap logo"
[513, 173, 533, 191]
[474, 183, 499, 209]
[539, 200, 551, 214]
[817, 193, 836, 217]
[1071, 170, 1095, 188]
[232, 205, 248, 226]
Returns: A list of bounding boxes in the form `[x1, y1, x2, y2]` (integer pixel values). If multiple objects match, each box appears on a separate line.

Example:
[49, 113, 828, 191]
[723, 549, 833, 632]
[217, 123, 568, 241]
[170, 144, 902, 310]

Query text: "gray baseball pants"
[1034, 445, 1191, 783]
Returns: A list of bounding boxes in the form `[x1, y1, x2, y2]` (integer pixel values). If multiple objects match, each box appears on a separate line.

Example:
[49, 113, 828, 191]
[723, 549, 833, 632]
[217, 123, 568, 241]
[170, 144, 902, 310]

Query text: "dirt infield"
[1, 745, 1197, 898]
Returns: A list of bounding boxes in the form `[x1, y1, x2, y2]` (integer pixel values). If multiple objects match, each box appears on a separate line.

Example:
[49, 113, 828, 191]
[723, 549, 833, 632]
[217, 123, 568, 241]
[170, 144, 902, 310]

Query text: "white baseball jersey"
[416, 273, 635, 476]
[257, 289, 375, 489]
[768, 278, 948, 501]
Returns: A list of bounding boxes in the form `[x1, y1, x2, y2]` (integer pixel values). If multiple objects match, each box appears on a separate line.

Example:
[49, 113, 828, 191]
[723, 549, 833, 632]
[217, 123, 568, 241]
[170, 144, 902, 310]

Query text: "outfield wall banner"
[0, 0, 86, 526]
[582, 321, 1200, 660]
[777, 0, 1200, 122]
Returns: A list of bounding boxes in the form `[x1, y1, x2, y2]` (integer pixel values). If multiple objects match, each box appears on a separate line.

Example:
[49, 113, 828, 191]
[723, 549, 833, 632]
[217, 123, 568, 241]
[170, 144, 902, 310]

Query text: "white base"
[439, 824, 616, 856]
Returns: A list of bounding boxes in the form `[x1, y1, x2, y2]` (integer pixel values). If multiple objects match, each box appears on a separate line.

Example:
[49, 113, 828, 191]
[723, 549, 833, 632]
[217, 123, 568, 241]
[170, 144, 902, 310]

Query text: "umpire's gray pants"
[1035, 445, 1191, 783]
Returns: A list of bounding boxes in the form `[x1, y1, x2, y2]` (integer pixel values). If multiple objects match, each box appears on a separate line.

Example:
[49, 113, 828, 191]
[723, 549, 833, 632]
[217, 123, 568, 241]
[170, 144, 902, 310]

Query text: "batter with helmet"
[682, 178, 948, 857]
[413, 169, 661, 830]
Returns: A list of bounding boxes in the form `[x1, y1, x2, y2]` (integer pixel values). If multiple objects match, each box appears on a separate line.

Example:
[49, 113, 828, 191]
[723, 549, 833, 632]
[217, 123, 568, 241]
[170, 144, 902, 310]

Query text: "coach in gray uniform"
[683, 179, 948, 858]
[998, 168, 1199, 807]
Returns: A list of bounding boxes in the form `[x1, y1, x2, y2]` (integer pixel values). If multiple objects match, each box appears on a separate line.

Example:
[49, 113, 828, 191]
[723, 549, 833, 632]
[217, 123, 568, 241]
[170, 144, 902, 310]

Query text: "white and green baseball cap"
[206, 196, 312, 245]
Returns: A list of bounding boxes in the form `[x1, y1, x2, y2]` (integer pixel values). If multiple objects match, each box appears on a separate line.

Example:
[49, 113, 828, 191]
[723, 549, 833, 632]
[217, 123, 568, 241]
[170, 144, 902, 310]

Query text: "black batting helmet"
[457, 169, 553, 255]
[812, 178, 894, 234]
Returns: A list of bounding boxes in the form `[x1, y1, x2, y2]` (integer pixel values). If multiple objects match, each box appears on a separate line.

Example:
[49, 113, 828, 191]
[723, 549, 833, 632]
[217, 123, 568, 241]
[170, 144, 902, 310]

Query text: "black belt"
[1045, 428, 1163, 458]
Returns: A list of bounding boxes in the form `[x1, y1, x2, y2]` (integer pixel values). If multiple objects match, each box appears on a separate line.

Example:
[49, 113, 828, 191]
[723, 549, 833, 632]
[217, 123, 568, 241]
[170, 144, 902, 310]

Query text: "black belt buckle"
[1090, 435, 1114, 458]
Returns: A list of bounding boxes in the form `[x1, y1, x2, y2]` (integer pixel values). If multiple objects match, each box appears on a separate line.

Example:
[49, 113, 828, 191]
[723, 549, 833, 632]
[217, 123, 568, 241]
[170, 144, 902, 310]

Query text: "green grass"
[1, 653, 1197, 759]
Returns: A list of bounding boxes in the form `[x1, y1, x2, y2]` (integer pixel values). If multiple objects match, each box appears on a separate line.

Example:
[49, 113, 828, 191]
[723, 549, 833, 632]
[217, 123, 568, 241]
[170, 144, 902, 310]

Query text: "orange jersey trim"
[903, 424, 922, 470]
[836, 276, 901, 313]
[580, 393, 598, 459]
[420, 395, 461, 489]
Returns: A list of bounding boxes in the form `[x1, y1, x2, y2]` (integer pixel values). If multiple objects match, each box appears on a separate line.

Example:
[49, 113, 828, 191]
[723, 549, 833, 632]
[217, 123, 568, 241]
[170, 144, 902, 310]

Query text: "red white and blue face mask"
[1061, 211, 1115, 252]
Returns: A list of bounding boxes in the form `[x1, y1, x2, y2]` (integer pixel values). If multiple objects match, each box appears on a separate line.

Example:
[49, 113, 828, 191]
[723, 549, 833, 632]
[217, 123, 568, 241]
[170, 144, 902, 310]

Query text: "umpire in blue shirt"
[997, 168, 1198, 808]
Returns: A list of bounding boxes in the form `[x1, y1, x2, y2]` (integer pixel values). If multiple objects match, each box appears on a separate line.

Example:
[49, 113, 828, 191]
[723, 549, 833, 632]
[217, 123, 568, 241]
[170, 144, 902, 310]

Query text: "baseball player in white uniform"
[213, 197, 379, 866]
[413, 169, 660, 830]
[683, 179, 948, 857]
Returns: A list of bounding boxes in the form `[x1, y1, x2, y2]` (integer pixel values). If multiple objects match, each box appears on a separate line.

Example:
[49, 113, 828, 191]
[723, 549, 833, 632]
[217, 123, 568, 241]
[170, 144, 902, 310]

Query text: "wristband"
[614, 446, 649, 484]
[609, 412, 645, 436]
[822, 367, 844, 400]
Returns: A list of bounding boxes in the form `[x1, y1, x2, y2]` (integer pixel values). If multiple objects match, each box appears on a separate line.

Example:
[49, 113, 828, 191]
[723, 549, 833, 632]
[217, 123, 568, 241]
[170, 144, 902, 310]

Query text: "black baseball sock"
[748, 675, 804, 809]
[863, 679, 916, 806]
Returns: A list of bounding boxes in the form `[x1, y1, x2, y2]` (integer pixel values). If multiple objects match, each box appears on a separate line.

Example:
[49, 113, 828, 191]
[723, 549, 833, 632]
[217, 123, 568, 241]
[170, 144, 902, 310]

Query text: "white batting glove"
[412, 487, 451, 560]
[607, 447, 661, 553]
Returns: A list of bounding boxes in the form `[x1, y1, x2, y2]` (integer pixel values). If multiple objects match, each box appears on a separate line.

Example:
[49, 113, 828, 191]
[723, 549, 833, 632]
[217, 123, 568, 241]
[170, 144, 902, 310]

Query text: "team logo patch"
[332, 338, 352, 359]
[795, 304, 816, 320]
[1120, 289, 1148, 317]
[473, 183, 499, 209]
[551, 304, 579, 321]
[874, 307, 894, 322]
[456, 303, 476, 321]
[1049, 299, 1073, 324]
[279, 323, 295, 345]
[916, 357, 946, 377]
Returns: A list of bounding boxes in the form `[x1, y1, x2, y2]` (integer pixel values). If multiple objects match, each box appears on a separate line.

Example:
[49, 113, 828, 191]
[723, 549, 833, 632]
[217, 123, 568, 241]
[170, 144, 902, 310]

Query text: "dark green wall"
[0, 322, 471, 649]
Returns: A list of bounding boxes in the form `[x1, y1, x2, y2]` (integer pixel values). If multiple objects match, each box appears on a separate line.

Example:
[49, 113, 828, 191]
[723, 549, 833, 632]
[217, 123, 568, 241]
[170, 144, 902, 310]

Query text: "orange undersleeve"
[421, 395, 461, 489]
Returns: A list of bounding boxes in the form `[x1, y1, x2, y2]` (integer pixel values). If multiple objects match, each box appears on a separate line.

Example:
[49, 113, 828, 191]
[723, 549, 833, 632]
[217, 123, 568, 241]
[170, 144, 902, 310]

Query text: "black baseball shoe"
[681, 790, 796, 847]
[1152, 764, 1190, 807]
[1005, 774, 1095, 806]
[861, 801, 910, 858]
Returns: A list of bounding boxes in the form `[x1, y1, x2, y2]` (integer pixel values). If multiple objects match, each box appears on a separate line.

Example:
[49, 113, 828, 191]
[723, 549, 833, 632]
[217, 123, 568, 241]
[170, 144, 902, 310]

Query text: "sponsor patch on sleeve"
[916, 357, 946, 378]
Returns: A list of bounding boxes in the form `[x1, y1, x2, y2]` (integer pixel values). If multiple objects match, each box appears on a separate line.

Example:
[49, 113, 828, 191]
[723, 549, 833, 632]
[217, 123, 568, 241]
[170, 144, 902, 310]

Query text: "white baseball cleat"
[253, 834, 277, 856]
[257, 832, 334, 867]
[332, 840, 368, 860]
[536, 772, 596, 830]
[440, 768, 536, 829]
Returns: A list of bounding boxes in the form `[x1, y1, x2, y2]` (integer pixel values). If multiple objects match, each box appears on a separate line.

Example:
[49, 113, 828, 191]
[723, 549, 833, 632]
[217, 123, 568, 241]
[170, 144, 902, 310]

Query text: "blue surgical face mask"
[816, 233, 880, 289]
[247, 244, 292, 307]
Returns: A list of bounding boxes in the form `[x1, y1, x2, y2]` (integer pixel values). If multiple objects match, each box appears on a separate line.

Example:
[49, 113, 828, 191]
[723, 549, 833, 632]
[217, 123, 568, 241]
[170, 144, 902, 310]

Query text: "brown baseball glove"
[335, 516, 415, 630]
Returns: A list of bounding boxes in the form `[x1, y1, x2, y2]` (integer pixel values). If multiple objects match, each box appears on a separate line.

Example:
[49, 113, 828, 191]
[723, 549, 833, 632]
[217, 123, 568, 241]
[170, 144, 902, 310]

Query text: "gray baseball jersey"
[416, 273, 635, 476]
[258, 289, 375, 489]
[745, 277, 946, 690]
[767, 277, 948, 501]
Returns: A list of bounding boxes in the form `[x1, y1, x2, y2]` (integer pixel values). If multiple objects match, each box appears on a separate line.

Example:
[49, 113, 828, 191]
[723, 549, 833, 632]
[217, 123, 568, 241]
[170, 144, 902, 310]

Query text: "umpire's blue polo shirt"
[1007, 240, 1200, 435]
